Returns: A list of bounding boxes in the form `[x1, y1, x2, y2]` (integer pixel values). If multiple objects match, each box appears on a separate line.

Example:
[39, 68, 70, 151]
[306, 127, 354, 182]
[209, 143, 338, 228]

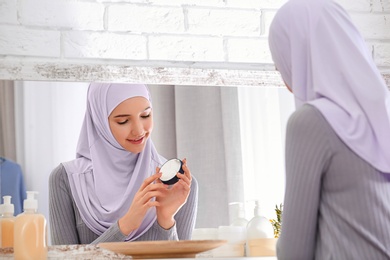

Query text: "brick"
[226, 0, 287, 9]
[148, 0, 223, 6]
[373, 42, 390, 66]
[149, 35, 224, 61]
[99, 0, 147, 2]
[0, 25, 60, 57]
[108, 5, 184, 33]
[263, 10, 277, 36]
[187, 8, 261, 37]
[227, 37, 272, 63]
[63, 31, 147, 60]
[371, 0, 390, 12]
[351, 14, 390, 39]
[334, 0, 370, 12]
[0, 0, 17, 24]
[19, 0, 104, 30]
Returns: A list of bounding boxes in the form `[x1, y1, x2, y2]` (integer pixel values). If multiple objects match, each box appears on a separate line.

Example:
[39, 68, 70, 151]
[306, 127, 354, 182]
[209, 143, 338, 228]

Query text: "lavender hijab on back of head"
[63, 83, 164, 240]
[268, 0, 390, 173]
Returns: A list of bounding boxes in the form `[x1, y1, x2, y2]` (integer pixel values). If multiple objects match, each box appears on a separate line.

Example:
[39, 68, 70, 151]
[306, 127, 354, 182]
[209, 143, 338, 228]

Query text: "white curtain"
[238, 87, 294, 219]
[13, 82, 294, 239]
[14, 81, 89, 244]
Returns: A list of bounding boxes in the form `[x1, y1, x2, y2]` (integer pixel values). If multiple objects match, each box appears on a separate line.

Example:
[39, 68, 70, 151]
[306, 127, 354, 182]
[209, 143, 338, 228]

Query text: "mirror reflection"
[0, 80, 295, 245]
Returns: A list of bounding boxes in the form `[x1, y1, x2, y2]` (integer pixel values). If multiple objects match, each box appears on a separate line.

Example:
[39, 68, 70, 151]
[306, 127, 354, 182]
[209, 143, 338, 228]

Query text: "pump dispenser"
[14, 191, 47, 260]
[0, 196, 15, 248]
[246, 200, 274, 256]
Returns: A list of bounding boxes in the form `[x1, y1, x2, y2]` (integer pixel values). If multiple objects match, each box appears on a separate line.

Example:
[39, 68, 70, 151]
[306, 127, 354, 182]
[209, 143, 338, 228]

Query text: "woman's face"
[108, 96, 153, 154]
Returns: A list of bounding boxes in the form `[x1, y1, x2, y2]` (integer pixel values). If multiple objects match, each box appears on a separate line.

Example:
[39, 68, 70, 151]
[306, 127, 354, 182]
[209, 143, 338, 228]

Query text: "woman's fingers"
[138, 172, 162, 191]
[139, 183, 166, 199]
[140, 190, 165, 203]
[175, 178, 191, 191]
[177, 172, 191, 185]
[140, 183, 170, 201]
[174, 158, 191, 186]
[181, 158, 192, 181]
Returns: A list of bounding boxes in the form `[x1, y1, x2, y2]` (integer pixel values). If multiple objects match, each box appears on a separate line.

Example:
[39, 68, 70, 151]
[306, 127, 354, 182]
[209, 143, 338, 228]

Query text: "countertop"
[0, 245, 277, 259]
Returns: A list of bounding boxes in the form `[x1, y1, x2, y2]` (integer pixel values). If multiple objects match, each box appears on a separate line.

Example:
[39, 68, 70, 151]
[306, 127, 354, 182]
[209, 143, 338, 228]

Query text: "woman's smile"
[128, 136, 145, 144]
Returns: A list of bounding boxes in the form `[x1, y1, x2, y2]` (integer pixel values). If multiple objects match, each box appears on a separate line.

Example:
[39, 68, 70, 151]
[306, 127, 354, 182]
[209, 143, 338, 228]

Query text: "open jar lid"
[159, 158, 184, 185]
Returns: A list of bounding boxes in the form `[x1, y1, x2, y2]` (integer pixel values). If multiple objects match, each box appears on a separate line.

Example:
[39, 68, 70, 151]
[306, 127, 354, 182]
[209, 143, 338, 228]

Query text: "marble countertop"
[0, 245, 130, 259]
[0, 245, 277, 260]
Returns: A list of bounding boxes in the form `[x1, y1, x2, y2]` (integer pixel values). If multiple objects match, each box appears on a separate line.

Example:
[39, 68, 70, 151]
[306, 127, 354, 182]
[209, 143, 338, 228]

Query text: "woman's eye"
[117, 120, 128, 125]
[141, 114, 151, 119]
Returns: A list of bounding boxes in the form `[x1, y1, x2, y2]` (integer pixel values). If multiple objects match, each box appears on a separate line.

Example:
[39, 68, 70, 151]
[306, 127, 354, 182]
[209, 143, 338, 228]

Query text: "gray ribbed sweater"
[277, 104, 390, 259]
[49, 164, 198, 245]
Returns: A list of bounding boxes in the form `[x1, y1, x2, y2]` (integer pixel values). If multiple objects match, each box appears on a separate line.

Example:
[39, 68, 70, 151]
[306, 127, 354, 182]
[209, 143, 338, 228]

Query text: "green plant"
[270, 203, 283, 238]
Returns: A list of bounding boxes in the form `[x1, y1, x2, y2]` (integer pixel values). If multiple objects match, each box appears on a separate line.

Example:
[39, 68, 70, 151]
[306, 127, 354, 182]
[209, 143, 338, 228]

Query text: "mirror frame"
[1, 60, 285, 87]
[1, 60, 389, 88]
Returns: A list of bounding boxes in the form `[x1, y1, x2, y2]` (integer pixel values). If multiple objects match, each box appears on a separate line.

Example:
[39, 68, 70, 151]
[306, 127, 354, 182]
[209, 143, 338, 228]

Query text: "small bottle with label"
[246, 200, 274, 256]
[0, 196, 15, 248]
[14, 191, 47, 260]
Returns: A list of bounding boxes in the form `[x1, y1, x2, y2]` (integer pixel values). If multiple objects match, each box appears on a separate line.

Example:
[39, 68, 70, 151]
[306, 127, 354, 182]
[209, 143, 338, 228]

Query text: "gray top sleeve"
[49, 164, 198, 245]
[277, 104, 390, 260]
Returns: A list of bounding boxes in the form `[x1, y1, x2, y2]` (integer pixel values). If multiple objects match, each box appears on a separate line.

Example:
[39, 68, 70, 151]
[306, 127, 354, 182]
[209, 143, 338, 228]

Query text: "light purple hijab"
[63, 83, 163, 240]
[268, 0, 390, 173]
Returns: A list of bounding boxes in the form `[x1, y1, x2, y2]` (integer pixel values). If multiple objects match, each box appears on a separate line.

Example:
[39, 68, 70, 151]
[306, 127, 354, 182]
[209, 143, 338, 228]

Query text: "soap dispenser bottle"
[0, 196, 15, 248]
[229, 202, 249, 227]
[246, 200, 274, 256]
[14, 191, 47, 260]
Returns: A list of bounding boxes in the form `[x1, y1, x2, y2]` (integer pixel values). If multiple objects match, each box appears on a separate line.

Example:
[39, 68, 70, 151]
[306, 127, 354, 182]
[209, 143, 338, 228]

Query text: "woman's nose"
[131, 120, 143, 136]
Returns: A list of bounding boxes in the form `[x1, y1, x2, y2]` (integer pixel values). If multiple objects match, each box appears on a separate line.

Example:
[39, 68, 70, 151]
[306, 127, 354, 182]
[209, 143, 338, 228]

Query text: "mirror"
[1, 80, 295, 245]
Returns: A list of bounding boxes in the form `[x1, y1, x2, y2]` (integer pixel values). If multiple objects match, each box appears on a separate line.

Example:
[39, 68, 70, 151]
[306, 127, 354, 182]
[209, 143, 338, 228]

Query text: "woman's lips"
[128, 136, 144, 144]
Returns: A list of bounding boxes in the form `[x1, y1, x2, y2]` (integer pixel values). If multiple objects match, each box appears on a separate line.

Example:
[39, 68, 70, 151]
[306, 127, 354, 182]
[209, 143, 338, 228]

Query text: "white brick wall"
[149, 0, 223, 6]
[262, 10, 277, 36]
[108, 5, 185, 33]
[226, 0, 287, 9]
[227, 37, 271, 63]
[351, 13, 390, 39]
[0, 0, 389, 84]
[335, 0, 370, 12]
[0, 0, 17, 24]
[0, 25, 60, 57]
[19, 0, 105, 30]
[371, 0, 390, 12]
[63, 31, 147, 60]
[373, 42, 390, 66]
[186, 8, 261, 36]
[149, 35, 224, 61]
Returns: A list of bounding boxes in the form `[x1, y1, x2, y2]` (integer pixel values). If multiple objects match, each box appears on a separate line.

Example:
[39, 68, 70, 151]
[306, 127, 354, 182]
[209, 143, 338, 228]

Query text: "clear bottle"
[246, 200, 274, 256]
[14, 191, 47, 260]
[229, 202, 249, 227]
[0, 196, 15, 248]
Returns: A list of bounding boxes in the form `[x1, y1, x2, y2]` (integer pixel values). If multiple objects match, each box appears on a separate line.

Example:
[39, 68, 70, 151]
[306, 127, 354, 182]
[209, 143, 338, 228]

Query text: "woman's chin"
[125, 144, 145, 154]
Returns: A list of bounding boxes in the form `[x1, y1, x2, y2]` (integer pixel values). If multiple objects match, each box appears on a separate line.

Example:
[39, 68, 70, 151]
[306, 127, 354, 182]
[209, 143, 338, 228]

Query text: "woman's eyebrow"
[113, 107, 151, 118]
[113, 114, 130, 118]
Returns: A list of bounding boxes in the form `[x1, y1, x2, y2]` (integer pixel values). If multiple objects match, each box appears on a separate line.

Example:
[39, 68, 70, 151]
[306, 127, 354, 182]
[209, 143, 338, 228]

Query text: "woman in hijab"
[49, 83, 198, 245]
[268, 0, 390, 259]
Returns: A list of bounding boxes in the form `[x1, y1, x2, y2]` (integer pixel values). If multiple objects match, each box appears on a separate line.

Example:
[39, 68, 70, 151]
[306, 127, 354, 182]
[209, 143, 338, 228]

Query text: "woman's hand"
[155, 158, 192, 229]
[118, 172, 165, 235]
